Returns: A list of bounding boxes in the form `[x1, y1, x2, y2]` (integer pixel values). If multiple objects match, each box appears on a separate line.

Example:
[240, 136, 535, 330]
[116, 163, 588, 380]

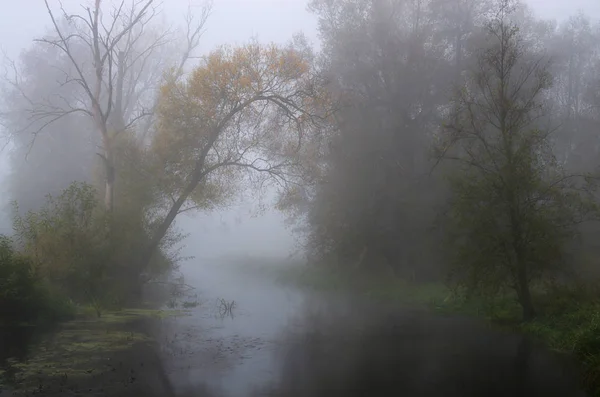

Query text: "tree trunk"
[138, 97, 259, 273]
[517, 262, 536, 322]
[138, 151, 211, 271]
[102, 135, 115, 213]
[104, 177, 114, 211]
[509, 197, 535, 322]
[113, 51, 126, 131]
[139, 187, 191, 270]
[105, 166, 115, 212]
[511, 220, 536, 322]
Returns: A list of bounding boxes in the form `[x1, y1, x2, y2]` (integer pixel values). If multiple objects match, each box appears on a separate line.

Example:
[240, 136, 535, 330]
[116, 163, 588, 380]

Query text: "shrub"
[0, 235, 73, 325]
[11, 181, 183, 316]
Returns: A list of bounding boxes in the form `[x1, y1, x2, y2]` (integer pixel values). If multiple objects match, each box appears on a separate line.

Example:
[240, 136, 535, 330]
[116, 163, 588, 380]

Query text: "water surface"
[157, 260, 587, 397]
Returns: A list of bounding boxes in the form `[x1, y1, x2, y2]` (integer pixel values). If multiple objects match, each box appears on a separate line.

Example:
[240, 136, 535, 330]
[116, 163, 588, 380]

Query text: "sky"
[1, 0, 599, 60]
[0, 0, 318, 59]
[0, 0, 599, 260]
[527, 0, 600, 20]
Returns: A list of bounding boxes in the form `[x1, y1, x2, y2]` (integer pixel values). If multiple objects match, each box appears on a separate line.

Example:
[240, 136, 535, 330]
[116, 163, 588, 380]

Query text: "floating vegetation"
[0, 308, 186, 395]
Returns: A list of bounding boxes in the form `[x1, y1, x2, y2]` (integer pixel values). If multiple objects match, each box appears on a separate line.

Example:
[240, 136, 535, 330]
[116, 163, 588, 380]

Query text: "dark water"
[159, 261, 588, 397]
[0, 326, 40, 364]
[0, 325, 52, 395]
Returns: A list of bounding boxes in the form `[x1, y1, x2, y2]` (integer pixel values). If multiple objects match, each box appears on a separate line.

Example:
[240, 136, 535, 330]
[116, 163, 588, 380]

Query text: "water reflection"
[254, 301, 587, 397]
[163, 263, 588, 397]
[0, 326, 39, 365]
[0, 325, 55, 395]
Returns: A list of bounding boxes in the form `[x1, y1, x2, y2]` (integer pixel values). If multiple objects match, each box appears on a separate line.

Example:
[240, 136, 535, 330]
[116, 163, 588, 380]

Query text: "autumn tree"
[436, 1, 597, 321]
[0, 2, 210, 307]
[140, 39, 333, 271]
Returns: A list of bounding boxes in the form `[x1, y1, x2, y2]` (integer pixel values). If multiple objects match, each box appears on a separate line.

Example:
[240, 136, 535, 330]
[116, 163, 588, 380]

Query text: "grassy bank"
[257, 263, 600, 396]
[0, 308, 188, 397]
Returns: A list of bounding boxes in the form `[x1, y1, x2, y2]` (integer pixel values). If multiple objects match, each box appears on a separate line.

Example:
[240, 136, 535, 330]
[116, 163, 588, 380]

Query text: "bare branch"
[174, 0, 213, 78]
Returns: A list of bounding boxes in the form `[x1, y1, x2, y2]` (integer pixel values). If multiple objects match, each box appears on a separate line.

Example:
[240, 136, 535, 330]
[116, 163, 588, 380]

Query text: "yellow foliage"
[152, 39, 332, 211]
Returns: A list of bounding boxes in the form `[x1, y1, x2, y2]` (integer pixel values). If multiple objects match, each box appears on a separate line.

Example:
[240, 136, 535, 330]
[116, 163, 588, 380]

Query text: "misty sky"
[0, 0, 599, 260]
[2, 0, 598, 60]
[0, 0, 318, 59]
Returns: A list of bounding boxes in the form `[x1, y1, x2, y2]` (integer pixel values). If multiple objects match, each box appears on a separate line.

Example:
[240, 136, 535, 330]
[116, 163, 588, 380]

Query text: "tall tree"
[301, 0, 493, 278]
[2, 0, 211, 212]
[436, 0, 597, 321]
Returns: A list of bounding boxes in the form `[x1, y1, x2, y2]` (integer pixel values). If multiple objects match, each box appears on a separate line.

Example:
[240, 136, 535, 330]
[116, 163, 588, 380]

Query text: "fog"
[1, 1, 600, 396]
[0, 0, 317, 253]
[0, 0, 598, 260]
[176, 201, 297, 260]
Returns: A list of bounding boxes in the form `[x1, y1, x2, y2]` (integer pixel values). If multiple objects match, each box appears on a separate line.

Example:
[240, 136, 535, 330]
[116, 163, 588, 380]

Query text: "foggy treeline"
[1, 0, 600, 326]
[297, 0, 600, 321]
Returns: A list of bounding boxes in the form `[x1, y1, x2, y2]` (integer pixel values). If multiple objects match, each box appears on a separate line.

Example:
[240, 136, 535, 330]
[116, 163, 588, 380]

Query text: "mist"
[1, 1, 600, 397]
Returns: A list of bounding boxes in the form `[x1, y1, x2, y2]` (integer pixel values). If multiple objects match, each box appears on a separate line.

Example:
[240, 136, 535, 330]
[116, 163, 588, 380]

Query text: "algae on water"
[2, 308, 188, 395]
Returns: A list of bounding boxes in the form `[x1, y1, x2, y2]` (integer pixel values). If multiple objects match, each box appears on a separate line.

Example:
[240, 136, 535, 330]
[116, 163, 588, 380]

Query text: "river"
[157, 259, 588, 397]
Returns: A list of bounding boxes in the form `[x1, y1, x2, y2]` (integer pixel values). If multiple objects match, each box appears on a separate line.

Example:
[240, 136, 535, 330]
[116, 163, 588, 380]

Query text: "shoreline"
[0, 309, 186, 397]
[249, 262, 598, 396]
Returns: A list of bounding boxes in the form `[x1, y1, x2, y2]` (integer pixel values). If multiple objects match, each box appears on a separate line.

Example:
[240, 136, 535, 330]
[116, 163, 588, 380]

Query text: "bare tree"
[3, 0, 212, 212]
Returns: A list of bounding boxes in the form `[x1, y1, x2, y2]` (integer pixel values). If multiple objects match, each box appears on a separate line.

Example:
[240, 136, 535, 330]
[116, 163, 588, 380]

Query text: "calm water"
[158, 261, 588, 397]
[0, 324, 55, 396]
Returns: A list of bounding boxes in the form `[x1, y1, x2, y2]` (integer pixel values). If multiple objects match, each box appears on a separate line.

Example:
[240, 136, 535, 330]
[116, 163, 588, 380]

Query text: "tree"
[1, 33, 97, 214]
[12, 182, 109, 315]
[11, 177, 184, 314]
[301, 0, 493, 278]
[540, 14, 600, 276]
[435, 1, 597, 321]
[140, 39, 332, 271]
[547, 13, 600, 171]
[3, 0, 211, 212]
[0, 1, 211, 307]
[430, 0, 493, 72]
[0, 235, 46, 324]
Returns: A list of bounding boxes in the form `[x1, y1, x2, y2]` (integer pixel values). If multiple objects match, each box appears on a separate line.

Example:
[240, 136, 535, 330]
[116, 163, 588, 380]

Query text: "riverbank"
[0, 308, 187, 397]
[248, 262, 600, 397]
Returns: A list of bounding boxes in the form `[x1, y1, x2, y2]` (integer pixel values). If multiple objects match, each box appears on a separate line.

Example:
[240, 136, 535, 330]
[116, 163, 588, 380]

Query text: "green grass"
[517, 286, 600, 394]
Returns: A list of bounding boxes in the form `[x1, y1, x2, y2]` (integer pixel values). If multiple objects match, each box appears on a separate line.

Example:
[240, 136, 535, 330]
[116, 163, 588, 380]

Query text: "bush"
[518, 285, 600, 395]
[11, 182, 182, 316]
[12, 183, 111, 311]
[0, 236, 38, 324]
[0, 235, 74, 325]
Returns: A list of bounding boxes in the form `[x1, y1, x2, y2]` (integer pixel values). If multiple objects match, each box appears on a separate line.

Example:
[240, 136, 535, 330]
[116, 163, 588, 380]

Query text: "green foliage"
[104, 133, 187, 282]
[11, 181, 182, 316]
[12, 182, 109, 310]
[0, 235, 40, 324]
[520, 286, 600, 395]
[443, 166, 593, 295]
[437, 8, 599, 320]
[0, 235, 74, 325]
